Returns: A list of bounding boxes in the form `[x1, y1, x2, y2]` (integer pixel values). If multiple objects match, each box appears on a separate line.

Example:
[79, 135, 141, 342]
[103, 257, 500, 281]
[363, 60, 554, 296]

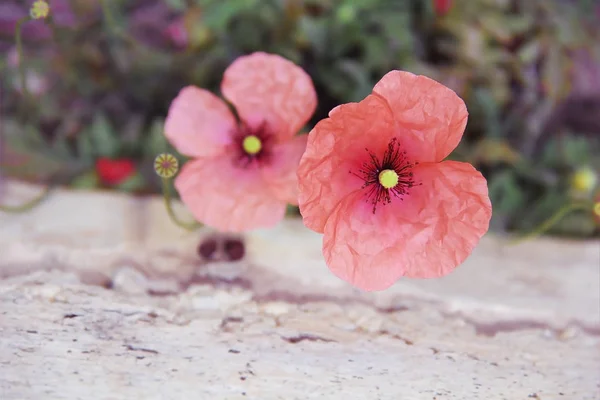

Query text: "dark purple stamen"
[351, 137, 419, 213]
[231, 121, 273, 169]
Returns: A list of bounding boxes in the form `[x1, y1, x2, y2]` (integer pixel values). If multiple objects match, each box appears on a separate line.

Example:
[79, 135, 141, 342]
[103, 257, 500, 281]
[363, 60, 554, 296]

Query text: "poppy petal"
[175, 157, 287, 233]
[165, 86, 236, 158]
[262, 134, 308, 205]
[297, 94, 396, 233]
[373, 71, 468, 163]
[322, 160, 491, 291]
[221, 52, 317, 140]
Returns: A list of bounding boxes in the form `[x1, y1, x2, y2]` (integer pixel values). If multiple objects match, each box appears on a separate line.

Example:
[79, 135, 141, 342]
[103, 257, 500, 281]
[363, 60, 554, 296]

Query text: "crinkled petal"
[221, 52, 317, 140]
[175, 157, 286, 233]
[322, 161, 491, 291]
[297, 94, 396, 233]
[165, 86, 236, 158]
[262, 134, 307, 205]
[373, 71, 468, 163]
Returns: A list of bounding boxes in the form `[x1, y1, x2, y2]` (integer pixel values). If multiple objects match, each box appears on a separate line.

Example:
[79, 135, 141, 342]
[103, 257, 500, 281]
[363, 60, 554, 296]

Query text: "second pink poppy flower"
[297, 71, 492, 291]
[164, 52, 317, 232]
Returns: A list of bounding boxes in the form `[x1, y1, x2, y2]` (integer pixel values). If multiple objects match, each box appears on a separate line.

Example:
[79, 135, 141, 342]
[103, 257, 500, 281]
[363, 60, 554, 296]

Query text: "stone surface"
[0, 181, 599, 399]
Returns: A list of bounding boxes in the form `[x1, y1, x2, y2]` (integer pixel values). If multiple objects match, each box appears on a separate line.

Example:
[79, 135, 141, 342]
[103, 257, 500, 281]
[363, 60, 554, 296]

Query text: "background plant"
[0, 0, 599, 237]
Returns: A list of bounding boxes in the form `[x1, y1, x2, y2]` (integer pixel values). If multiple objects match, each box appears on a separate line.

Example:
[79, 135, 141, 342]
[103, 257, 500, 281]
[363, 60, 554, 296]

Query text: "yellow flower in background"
[30, 0, 50, 20]
[154, 153, 179, 179]
[571, 167, 598, 194]
[593, 191, 600, 227]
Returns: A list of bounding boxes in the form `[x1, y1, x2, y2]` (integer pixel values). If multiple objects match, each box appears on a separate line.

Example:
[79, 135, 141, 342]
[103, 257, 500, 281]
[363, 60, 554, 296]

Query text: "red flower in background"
[433, 0, 453, 16]
[96, 158, 136, 186]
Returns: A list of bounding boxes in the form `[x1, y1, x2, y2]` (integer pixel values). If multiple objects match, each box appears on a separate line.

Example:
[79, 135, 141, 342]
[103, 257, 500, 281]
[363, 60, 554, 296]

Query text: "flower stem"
[0, 185, 51, 213]
[509, 202, 593, 245]
[161, 177, 201, 232]
[100, 0, 146, 52]
[15, 16, 31, 109]
[100, 0, 118, 34]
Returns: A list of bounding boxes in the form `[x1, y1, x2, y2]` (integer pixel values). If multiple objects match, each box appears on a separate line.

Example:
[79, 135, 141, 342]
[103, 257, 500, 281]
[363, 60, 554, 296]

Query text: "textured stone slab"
[0, 181, 599, 399]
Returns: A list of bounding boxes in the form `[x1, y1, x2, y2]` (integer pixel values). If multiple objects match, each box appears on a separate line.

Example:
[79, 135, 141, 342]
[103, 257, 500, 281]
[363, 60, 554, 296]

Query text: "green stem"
[100, 0, 150, 57]
[161, 177, 201, 232]
[510, 202, 593, 245]
[0, 186, 51, 213]
[15, 16, 31, 108]
[100, 0, 118, 34]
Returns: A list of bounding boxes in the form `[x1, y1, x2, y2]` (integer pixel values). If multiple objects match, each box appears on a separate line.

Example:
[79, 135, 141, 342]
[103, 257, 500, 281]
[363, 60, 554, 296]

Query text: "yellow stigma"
[378, 169, 399, 189]
[30, 0, 50, 20]
[571, 167, 597, 193]
[594, 202, 600, 218]
[243, 135, 262, 155]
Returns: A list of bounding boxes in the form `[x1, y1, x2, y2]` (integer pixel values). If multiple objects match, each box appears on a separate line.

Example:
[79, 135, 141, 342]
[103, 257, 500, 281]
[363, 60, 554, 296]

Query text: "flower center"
[351, 137, 420, 213]
[378, 169, 398, 189]
[233, 121, 273, 169]
[242, 135, 262, 155]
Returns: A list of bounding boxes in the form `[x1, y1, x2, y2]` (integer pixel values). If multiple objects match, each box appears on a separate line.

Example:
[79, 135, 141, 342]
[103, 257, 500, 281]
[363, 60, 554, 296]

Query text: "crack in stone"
[377, 330, 414, 346]
[124, 344, 159, 354]
[445, 311, 600, 337]
[281, 334, 336, 344]
[2, 258, 598, 339]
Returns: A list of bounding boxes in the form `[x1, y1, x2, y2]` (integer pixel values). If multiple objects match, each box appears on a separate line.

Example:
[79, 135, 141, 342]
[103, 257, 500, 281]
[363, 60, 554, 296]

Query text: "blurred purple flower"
[164, 17, 188, 49]
[570, 49, 600, 98]
[128, 2, 185, 50]
[6, 45, 51, 96]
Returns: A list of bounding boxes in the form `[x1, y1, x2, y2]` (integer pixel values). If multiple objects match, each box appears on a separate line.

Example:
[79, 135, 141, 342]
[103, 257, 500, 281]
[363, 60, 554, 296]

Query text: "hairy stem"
[0, 186, 51, 213]
[161, 177, 201, 232]
[100, 0, 147, 52]
[15, 16, 31, 109]
[510, 202, 593, 245]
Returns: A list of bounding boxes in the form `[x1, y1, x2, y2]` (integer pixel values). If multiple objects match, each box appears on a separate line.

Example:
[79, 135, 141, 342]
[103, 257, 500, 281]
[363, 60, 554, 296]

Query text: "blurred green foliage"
[0, 0, 599, 237]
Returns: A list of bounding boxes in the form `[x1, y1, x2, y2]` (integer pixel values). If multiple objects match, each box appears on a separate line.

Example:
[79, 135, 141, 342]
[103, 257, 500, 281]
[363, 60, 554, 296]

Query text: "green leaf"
[70, 171, 99, 189]
[298, 16, 329, 57]
[77, 128, 95, 161]
[51, 138, 72, 159]
[335, 59, 372, 101]
[144, 118, 169, 159]
[89, 113, 120, 158]
[488, 170, 524, 216]
[473, 88, 501, 138]
[542, 43, 568, 101]
[21, 125, 46, 148]
[116, 172, 145, 192]
[518, 39, 542, 64]
[165, 0, 187, 11]
[202, 0, 260, 30]
[562, 136, 592, 166]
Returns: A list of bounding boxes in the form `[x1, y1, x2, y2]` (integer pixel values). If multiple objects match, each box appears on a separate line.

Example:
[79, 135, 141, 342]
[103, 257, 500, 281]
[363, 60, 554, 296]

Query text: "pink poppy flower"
[164, 52, 317, 232]
[297, 71, 492, 291]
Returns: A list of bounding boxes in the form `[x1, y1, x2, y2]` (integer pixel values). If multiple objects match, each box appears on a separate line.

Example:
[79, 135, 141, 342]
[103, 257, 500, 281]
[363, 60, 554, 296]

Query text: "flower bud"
[571, 167, 598, 194]
[30, 1, 50, 20]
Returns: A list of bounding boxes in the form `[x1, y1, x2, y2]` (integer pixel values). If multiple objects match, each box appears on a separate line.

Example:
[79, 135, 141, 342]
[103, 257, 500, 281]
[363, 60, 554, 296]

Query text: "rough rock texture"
[0, 181, 599, 400]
